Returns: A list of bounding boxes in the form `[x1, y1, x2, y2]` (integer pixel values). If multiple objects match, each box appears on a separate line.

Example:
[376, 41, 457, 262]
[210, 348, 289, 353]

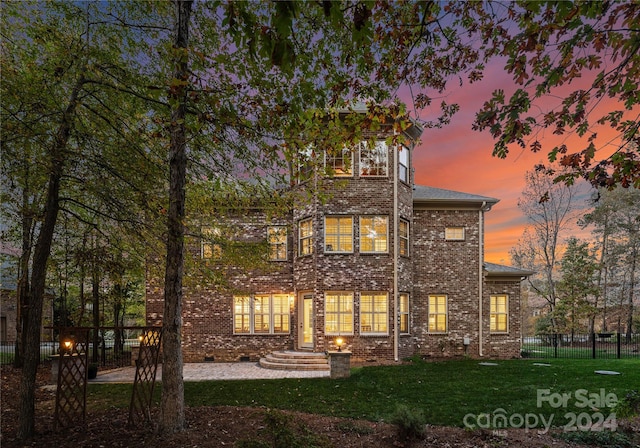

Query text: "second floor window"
[399, 145, 409, 183]
[359, 141, 388, 176]
[324, 216, 353, 253]
[399, 219, 409, 256]
[298, 218, 313, 256]
[201, 226, 221, 259]
[268, 226, 287, 261]
[445, 227, 465, 241]
[360, 216, 388, 253]
[325, 147, 353, 176]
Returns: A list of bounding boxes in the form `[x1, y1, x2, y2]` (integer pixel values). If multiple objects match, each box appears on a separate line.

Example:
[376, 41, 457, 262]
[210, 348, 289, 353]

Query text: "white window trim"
[399, 218, 410, 257]
[298, 218, 313, 256]
[268, 226, 288, 261]
[398, 144, 409, 183]
[359, 292, 389, 336]
[359, 141, 389, 177]
[324, 216, 354, 253]
[428, 295, 448, 334]
[399, 293, 410, 335]
[233, 294, 291, 335]
[324, 291, 354, 336]
[445, 227, 465, 241]
[359, 216, 389, 254]
[490, 294, 509, 333]
[324, 146, 353, 177]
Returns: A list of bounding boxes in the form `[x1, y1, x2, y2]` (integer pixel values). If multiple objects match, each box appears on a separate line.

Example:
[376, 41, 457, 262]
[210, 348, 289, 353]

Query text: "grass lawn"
[88, 358, 639, 428]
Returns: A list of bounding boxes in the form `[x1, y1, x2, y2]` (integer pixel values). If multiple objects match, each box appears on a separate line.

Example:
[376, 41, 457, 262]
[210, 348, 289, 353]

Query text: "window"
[428, 295, 448, 333]
[268, 226, 287, 261]
[324, 216, 353, 253]
[201, 226, 221, 259]
[445, 227, 465, 241]
[399, 293, 409, 334]
[360, 292, 388, 335]
[490, 295, 508, 332]
[359, 141, 388, 176]
[360, 216, 388, 253]
[399, 145, 409, 183]
[399, 219, 409, 256]
[234, 294, 291, 334]
[325, 146, 353, 176]
[325, 292, 353, 335]
[296, 145, 314, 183]
[298, 218, 313, 256]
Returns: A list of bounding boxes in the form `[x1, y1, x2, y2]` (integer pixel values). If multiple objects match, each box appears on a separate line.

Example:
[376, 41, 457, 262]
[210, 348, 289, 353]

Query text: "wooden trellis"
[128, 327, 162, 426]
[54, 328, 90, 430]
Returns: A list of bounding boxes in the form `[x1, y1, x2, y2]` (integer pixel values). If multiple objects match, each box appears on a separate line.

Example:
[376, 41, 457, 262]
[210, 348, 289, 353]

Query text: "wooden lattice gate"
[54, 328, 90, 430]
[128, 327, 162, 426]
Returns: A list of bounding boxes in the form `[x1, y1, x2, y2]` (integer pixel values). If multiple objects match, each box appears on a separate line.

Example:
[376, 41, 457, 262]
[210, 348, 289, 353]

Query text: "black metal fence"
[522, 333, 640, 359]
[0, 327, 147, 368]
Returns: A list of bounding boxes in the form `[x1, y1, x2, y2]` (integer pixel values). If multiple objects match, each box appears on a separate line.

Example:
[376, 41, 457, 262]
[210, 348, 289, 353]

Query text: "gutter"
[479, 201, 486, 357]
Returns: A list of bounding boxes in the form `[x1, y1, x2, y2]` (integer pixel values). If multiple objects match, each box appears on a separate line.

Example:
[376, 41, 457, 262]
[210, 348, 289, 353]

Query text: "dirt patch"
[2, 363, 635, 448]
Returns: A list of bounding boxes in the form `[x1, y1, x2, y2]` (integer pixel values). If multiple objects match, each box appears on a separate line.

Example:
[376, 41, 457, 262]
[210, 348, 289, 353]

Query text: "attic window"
[445, 227, 465, 241]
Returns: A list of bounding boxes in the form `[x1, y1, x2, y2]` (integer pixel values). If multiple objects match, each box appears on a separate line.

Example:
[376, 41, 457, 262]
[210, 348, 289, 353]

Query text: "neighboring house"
[146, 113, 532, 362]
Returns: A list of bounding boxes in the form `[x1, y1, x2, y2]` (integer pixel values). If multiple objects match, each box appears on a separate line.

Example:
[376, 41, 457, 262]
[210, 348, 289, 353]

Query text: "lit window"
[325, 146, 353, 176]
[445, 227, 465, 241]
[490, 295, 508, 333]
[268, 226, 287, 261]
[399, 219, 409, 256]
[298, 218, 313, 256]
[359, 141, 388, 176]
[325, 292, 353, 335]
[201, 226, 221, 259]
[399, 145, 409, 183]
[324, 216, 353, 253]
[234, 294, 290, 335]
[360, 216, 388, 253]
[428, 295, 448, 333]
[360, 292, 388, 335]
[399, 293, 409, 334]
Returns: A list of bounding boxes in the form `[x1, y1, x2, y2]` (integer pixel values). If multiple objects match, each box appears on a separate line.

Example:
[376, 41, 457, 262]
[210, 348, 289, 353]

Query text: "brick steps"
[259, 351, 329, 371]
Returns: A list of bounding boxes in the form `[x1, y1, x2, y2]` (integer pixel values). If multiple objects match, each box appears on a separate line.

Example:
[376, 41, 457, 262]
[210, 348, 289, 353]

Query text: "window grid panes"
[399, 145, 409, 183]
[268, 226, 287, 261]
[298, 218, 313, 256]
[253, 295, 271, 333]
[325, 147, 353, 176]
[360, 293, 388, 335]
[324, 216, 353, 253]
[325, 292, 354, 335]
[272, 294, 290, 333]
[445, 227, 465, 241]
[233, 296, 251, 334]
[428, 295, 448, 333]
[399, 293, 409, 334]
[399, 219, 409, 256]
[359, 141, 388, 176]
[490, 295, 508, 332]
[201, 226, 221, 259]
[360, 216, 388, 253]
[234, 294, 291, 335]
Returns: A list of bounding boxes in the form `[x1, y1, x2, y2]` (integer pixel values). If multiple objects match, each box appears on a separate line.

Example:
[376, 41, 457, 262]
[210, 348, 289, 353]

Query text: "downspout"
[479, 202, 486, 357]
[393, 142, 399, 362]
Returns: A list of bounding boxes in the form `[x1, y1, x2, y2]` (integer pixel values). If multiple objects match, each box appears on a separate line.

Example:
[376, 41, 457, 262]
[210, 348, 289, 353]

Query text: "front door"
[298, 293, 314, 349]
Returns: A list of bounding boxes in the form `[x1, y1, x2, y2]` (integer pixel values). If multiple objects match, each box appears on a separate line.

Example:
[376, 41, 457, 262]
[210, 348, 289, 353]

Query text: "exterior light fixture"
[335, 337, 344, 352]
[63, 339, 73, 353]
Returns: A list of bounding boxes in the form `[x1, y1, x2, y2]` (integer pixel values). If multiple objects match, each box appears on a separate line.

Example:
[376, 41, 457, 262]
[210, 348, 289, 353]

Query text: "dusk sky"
[405, 63, 625, 265]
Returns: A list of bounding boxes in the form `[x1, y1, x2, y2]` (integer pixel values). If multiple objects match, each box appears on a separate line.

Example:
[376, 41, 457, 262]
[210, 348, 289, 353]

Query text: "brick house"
[146, 114, 532, 363]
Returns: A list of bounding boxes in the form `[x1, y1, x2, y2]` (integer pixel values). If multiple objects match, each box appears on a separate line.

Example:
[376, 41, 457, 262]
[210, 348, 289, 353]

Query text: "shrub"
[235, 410, 330, 448]
[614, 390, 640, 419]
[389, 404, 426, 441]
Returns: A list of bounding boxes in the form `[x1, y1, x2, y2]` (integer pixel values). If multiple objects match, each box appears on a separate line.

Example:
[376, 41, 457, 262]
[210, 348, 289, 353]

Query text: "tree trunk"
[626, 242, 637, 343]
[17, 76, 84, 439]
[159, 0, 192, 434]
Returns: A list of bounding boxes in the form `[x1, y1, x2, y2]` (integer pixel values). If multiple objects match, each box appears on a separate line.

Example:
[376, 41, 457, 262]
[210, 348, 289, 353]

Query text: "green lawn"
[88, 358, 639, 428]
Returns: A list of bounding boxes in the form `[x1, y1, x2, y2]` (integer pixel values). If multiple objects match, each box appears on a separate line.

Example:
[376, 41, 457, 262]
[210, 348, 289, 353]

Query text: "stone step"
[259, 351, 330, 371]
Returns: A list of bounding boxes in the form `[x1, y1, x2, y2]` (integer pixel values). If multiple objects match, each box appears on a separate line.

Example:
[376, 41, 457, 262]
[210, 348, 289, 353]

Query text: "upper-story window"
[359, 141, 388, 177]
[399, 219, 409, 257]
[296, 145, 314, 183]
[445, 227, 465, 241]
[398, 145, 409, 183]
[324, 216, 353, 253]
[360, 216, 388, 253]
[268, 226, 287, 261]
[201, 226, 221, 259]
[325, 147, 353, 177]
[298, 218, 313, 256]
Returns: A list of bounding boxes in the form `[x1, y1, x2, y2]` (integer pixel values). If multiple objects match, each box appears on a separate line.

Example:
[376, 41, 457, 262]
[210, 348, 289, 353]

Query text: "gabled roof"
[412, 185, 499, 210]
[484, 262, 535, 278]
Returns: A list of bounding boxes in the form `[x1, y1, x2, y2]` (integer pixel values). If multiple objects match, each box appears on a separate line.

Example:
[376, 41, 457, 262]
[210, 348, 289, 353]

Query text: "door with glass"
[298, 293, 314, 349]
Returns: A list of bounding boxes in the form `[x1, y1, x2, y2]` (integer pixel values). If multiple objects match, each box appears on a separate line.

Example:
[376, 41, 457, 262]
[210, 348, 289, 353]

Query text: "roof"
[484, 262, 535, 278]
[412, 185, 499, 209]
